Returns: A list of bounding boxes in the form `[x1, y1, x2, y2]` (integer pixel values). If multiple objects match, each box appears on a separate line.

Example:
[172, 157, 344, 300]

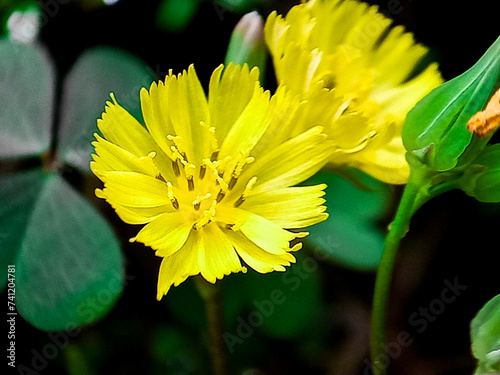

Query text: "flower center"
[159, 131, 257, 230]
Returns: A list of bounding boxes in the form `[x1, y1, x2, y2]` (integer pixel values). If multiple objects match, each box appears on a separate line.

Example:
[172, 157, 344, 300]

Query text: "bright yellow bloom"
[91, 64, 330, 299]
[265, 0, 444, 184]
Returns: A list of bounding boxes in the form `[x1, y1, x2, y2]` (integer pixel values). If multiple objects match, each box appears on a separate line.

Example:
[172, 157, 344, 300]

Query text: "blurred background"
[1, 0, 499, 374]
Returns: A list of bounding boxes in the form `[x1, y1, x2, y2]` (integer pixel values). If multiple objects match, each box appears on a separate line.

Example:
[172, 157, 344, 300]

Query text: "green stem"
[370, 178, 425, 375]
[195, 278, 229, 375]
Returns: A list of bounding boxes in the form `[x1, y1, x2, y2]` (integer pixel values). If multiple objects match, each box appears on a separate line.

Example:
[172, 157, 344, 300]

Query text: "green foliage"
[305, 170, 391, 271]
[242, 258, 322, 338]
[0, 39, 154, 331]
[58, 46, 156, 172]
[15, 174, 124, 331]
[0, 170, 47, 290]
[460, 144, 500, 202]
[155, 0, 201, 32]
[0, 39, 54, 159]
[403, 36, 500, 172]
[471, 294, 500, 374]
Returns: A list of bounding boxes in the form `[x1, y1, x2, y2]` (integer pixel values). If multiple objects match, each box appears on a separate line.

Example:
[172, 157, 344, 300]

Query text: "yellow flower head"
[91, 64, 330, 300]
[265, 0, 444, 184]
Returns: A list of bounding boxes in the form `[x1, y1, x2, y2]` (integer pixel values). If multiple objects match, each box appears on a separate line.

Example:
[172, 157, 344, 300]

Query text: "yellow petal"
[197, 223, 245, 284]
[102, 201, 169, 225]
[209, 64, 261, 144]
[235, 126, 332, 196]
[140, 80, 175, 158]
[132, 212, 191, 257]
[217, 206, 304, 255]
[167, 65, 211, 164]
[157, 231, 201, 299]
[99, 171, 172, 207]
[240, 184, 328, 228]
[91, 134, 158, 178]
[225, 229, 296, 274]
[218, 83, 270, 162]
[97, 94, 157, 158]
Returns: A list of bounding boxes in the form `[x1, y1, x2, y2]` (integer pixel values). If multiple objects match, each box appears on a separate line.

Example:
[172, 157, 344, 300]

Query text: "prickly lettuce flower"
[91, 64, 330, 299]
[265, 0, 444, 184]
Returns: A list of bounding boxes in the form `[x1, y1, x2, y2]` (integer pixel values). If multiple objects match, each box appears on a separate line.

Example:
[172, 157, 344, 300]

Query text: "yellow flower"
[91, 64, 331, 300]
[265, 0, 444, 184]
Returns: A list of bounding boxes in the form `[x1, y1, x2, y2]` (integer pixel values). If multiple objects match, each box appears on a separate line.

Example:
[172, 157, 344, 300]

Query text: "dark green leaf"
[15, 174, 124, 331]
[0, 169, 48, 290]
[0, 38, 54, 159]
[166, 278, 206, 329]
[58, 46, 155, 173]
[305, 171, 390, 271]
[403, 36, 500, 172]
[471, 293, 500, 374]
[243, 256, 322, 338]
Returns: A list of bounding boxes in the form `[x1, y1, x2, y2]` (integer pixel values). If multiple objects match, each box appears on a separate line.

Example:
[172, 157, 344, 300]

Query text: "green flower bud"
[224, 11, 267, 80]
[403, 36, 500, 172]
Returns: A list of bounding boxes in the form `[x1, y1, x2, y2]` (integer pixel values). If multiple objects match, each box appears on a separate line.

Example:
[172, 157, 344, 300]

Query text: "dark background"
[4, 0, 500, 374]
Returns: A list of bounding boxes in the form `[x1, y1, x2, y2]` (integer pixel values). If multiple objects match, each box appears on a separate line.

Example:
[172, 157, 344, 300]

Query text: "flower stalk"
[195, 277, 229, 375]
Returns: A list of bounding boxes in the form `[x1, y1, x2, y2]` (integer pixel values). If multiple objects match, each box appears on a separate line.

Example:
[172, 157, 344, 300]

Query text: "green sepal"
[403, 36, 500, 172]
[461, 144, 500, 202]
[471, 293, 500, 374]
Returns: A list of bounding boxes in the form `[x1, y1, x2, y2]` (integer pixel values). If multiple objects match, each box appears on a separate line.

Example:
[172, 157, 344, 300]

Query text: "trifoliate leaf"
[58, 46, 155, 173]
[15, 174, 124, 331]
[0, 38, 54, 159]
[0, 169, 47, 290]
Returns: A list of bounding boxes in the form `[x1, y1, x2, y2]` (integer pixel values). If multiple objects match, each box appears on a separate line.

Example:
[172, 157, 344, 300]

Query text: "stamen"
[199, 165, 206, 179]
[339, 131, 377, 154]
[194, 200, 217, 230]
[204, 158, 229, 191]
[187, 177, 194, 191]
[200, 121, 218, 152]
[171, 159, 180, 176]
[216, 189, 226, 202]
[192, 193, 211, 211]
[229, 156, 255, 190]
[234, 176, 257, 207]
[333, 99, 351, 120]
[228, 176, 237, 190]
[184, 163, 196, 191]
[166, 181, 179, 209]
[156, 173, 166, 183]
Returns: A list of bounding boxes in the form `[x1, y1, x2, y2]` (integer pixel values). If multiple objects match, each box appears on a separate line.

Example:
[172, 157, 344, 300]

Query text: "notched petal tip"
[95, 188, 105, 199]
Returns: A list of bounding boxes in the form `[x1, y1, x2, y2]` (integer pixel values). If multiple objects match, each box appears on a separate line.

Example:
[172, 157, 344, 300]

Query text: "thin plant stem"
[369, 179, 424, 375]
[195, 278, 229, 375]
